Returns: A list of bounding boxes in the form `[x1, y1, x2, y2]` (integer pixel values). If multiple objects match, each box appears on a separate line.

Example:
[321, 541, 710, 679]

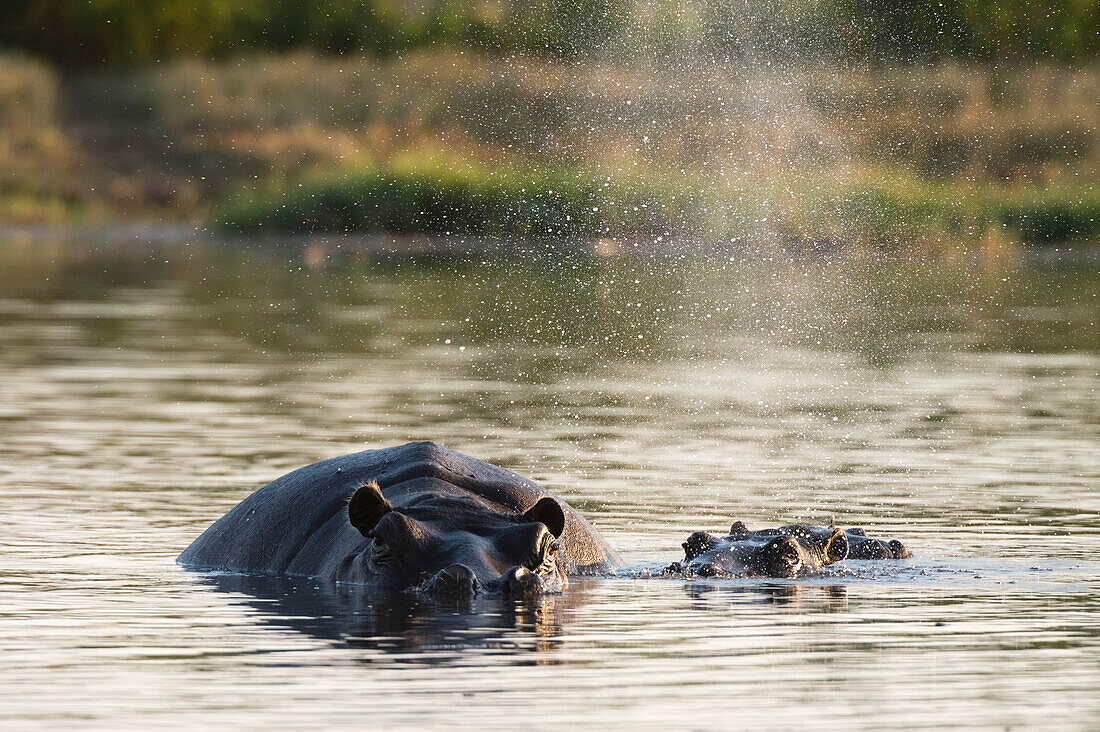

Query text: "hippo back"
[178, 442, 622, 578]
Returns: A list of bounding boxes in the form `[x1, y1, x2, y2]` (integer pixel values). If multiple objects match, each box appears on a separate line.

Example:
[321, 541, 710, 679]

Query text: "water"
[1, 240, 1098, 729]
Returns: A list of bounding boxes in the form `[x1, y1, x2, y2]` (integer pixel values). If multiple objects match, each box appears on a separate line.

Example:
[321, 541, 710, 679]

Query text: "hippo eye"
[525, 535, 556, 570]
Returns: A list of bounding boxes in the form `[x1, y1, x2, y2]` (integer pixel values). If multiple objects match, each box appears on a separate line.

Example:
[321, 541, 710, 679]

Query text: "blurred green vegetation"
[809, 181, 1100, 247]
[1, 0, 1098, 67]
[218, 153, 695, 237]
[222, 155, 1100, 247]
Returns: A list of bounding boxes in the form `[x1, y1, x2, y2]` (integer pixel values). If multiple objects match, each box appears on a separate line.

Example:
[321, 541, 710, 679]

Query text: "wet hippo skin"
[841, 526, 912, 559]
[670, 521, 910, 578]
[179, 442, 623, 598]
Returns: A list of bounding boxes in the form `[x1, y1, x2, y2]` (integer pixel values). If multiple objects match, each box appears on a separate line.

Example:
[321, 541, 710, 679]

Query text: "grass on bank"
[218, 153, 1100, 248]
[808, 179, 1100, 246]
[217, 154, 700, 238]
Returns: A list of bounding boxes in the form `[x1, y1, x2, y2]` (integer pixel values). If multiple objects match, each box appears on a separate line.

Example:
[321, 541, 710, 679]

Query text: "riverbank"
[3, 52, 1099, 253]
[6, 223, 1100, 273]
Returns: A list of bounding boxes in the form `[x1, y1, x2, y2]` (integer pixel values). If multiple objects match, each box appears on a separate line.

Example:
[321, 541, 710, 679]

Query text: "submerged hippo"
[670, 521, 912, 578]
[178, 442, 623, 598]
[670, 522, 851, 578]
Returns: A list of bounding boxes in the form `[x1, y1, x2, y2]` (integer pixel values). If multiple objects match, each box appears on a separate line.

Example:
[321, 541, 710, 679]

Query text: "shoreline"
[3, 222, 1098, 266]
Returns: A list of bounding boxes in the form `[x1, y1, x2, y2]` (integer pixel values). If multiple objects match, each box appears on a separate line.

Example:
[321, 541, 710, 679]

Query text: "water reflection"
[194, 569, 867, 663]
[196, 572, 585, 663]
[4, 240, 1098, 361]
[683, 581, 850, 613]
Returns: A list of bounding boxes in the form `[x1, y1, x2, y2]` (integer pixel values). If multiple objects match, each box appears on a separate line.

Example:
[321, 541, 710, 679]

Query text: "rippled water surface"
[1, 241, 1098, 729]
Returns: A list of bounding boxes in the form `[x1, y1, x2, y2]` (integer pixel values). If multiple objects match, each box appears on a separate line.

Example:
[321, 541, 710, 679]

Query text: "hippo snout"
[423, 563, 479, 598]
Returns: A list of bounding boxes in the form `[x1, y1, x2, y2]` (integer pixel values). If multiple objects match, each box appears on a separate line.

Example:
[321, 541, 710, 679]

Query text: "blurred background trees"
[2, 0, 1097, 68]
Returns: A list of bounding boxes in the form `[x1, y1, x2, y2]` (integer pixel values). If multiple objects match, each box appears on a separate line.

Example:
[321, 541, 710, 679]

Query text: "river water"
[1, 240, 1097, 729]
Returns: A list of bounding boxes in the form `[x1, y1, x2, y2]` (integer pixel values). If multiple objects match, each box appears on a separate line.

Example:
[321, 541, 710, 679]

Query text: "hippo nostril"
[503, 565, 545, 599]
[427, 563, 478, 597]
[442, 563, 475, 583]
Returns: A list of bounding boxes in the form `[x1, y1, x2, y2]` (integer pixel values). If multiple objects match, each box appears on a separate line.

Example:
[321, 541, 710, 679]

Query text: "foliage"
[1, 0, 1098, 67]
[996, 188, 1100, 245]
[221, 152, 1100, 246]
[813, 180, 1100, 245]
[0, 0, 499, 67]
[218, 155, 697, 237]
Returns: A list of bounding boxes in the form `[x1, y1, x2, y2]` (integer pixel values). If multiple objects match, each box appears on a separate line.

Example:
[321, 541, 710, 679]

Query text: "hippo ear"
[730, 521, 749, 535]
[347, 481, 392, 536]
[523, 497, 566, 538]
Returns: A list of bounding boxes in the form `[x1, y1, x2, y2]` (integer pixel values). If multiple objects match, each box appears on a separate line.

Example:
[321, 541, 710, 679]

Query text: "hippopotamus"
[178, 442, 623, 598]
[670, 521, 911, 578]
[670, 522, 851, 578]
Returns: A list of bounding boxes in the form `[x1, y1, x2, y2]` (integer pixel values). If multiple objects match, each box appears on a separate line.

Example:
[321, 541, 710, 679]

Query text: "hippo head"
[771, 524, 852, 568]
[675, 522, 849, 578]
[678, 531, 806, 578]
[346, 482, 567, 599]
[844, 528, 912, 559]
